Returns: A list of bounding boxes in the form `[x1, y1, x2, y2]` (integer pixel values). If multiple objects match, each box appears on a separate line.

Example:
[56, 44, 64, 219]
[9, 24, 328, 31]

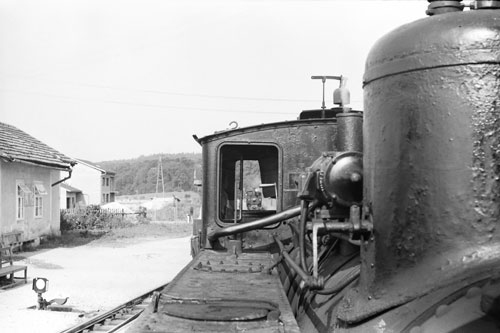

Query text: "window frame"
[216, 142, 281, 225]
[16, 184, 25, 220]
[34, 195, 43, 218]
[16, 181, 32, 220]
[33, 181, 46, 218]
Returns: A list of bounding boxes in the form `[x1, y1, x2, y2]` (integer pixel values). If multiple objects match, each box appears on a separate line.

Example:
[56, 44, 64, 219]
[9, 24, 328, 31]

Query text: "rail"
[60, 283, 168, 333]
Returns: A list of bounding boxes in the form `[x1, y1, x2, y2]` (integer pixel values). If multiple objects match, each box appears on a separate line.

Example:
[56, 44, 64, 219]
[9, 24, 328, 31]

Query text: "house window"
[16, 182, 31, 220]
[106, 178, 109, 187]
[17, 185, 25, 220]
[33, 182, 47, 218]
[34, 196, 43, 217]
[102, 177, 105, 186]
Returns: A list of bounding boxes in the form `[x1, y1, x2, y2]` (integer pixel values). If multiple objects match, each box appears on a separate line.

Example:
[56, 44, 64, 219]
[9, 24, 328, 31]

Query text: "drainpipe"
[51, 169, 72, 187]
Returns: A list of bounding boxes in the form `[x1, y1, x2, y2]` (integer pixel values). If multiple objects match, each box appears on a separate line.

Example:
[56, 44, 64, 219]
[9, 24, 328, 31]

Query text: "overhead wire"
[0, 88, 300, 115]
[0, 73, 319, 103]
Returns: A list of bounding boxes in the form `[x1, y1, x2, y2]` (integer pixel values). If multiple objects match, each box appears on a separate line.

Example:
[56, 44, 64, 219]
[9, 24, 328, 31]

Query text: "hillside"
[98, 153, 202, 196]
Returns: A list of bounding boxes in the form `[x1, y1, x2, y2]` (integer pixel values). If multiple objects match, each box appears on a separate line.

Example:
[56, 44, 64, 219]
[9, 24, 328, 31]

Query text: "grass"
[38, 232, 104, 249]
[100, 222, 193, 241]
[39, 222, 193, 249]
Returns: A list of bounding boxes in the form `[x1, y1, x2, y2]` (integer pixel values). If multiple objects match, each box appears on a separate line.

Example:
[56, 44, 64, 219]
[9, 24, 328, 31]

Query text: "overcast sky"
[0, 0, 425, 162]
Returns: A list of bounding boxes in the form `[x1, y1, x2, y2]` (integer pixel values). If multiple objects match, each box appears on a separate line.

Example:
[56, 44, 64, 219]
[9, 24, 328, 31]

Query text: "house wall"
[67, 163, 102, 205]
[101, 175, 116, 203]
[60, 188, 68, 208]
[59, 189, 86, 208]
[0, 160, 62, 241]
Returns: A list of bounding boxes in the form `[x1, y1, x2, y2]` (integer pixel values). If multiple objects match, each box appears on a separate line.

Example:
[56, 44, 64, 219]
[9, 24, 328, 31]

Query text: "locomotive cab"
[218, 143, 279, 223]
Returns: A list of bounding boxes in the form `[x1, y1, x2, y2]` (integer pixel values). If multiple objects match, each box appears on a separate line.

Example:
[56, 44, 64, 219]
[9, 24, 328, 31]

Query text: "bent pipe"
[299, 199, 320, 271]
[274, 236, 324, 290]
[207, 205, 301, 242]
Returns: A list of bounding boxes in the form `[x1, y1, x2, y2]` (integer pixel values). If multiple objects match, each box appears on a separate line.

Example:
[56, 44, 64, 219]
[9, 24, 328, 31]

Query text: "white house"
[0, 122, 75, 246]
[60, 159, 116, 207]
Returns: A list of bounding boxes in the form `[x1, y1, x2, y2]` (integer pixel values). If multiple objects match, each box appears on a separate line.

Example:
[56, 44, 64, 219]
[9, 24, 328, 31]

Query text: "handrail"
[207, 205, 301, 242]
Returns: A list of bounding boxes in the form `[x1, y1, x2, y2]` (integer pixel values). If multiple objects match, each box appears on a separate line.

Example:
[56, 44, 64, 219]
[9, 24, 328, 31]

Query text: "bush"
[136, 207, 150, 224]
[61, 205, 126, 231]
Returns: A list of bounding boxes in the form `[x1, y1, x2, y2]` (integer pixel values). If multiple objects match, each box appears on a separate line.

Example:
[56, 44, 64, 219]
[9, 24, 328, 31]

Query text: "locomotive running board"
[127, 250, 300, 332]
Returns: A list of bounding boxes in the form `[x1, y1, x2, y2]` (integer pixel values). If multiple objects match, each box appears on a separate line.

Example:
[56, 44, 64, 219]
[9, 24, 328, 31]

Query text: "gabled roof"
[73, 158, 114, 175]
[0, 122, 75, 170]
[60, 183, 82, 193]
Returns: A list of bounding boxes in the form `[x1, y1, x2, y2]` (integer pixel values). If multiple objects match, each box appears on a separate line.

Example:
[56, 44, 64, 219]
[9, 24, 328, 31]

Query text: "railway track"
[60, 283, 168, 333]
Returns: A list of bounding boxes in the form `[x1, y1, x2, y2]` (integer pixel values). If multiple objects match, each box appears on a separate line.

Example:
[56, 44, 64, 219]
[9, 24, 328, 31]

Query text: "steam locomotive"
[128, 2, 500, 332]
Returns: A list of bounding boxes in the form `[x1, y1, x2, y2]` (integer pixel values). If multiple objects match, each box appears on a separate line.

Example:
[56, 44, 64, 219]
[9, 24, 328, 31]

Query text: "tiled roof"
[0, 122, 75, 170]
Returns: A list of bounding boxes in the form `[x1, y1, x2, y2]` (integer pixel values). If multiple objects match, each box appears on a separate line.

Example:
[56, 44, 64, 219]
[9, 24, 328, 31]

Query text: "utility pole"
[173, 194, 181, 221]
[156, 156, 165, 198]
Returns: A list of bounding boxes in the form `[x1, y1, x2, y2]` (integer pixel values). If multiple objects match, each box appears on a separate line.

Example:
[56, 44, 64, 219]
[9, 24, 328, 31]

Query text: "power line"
[1, 74, 317, 103]
[0, 88, 300, 115]
[61, 80, 318, 103]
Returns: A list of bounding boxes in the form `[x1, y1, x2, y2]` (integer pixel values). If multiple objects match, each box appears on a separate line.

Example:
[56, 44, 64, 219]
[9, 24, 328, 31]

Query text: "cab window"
[219, 144, 279, 223]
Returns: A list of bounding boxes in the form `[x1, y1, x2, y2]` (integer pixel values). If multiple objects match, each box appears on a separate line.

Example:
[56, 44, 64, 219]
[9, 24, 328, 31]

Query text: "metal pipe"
[299, 200, 320, 271]
[312, 222, 322, 279]
[299, 200, 309, 271]
[274, 236, 311, 282]
[207, 205, 301, 242]
[51, 169, 72, 187]
[314, 265, 360, 295]
[306, 221, 364, 247]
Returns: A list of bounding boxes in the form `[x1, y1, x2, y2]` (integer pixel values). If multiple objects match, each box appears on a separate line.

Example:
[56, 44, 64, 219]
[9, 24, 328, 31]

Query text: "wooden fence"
[60, 208, 140, 216]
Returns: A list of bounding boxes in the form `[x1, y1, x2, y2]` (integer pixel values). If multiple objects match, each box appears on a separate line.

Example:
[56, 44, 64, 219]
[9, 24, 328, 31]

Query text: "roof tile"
[0, 122, 75, 170]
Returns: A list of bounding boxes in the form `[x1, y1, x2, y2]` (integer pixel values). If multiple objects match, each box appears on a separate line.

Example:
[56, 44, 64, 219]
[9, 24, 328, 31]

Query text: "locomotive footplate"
[128, 250, 300, 332]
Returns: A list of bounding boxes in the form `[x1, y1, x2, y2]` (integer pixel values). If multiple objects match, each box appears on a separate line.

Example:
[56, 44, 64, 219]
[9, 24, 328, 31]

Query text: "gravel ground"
[0, 231, 192, 333]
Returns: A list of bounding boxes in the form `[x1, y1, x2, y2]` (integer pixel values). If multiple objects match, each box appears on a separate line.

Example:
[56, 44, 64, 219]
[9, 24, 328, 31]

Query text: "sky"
[0, 0, 425, 162]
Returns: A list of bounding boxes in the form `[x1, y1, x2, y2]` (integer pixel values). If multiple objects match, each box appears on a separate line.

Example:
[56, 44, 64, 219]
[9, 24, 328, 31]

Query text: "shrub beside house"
[0, 122, 75, 248]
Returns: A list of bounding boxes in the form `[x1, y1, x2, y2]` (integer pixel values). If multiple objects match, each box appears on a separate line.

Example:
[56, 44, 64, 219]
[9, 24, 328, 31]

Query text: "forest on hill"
[99, 153, 202, 196]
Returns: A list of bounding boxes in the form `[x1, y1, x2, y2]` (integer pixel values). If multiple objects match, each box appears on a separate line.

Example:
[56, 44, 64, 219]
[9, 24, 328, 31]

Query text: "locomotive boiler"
[128, 2, 500, 332]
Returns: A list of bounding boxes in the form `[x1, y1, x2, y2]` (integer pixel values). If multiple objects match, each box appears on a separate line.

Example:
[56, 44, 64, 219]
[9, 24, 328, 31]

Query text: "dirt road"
[0, 235, 192, 333]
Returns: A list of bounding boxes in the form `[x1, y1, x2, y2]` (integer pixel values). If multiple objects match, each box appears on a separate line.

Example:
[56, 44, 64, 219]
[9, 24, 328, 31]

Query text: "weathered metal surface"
[336, 113, 363, 153]
[336, 277, 500, 332]
[345, 9, 500, 322]
[197, 119, 338, 251]
[364, 11, 500, 86]
[298, 152, 363, 206]
[285, 247, 360, 332]
[128, 250, 300, 332]
[160, 298, 279, 321]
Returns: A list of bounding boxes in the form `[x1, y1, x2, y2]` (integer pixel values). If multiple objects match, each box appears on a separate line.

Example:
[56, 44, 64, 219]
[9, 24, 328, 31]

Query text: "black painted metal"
[128, 6, 500, 333]
[196, 119, 338, 251]
[207, 205, 301, 242]
[336, 112, 363, 153]
[341, 8, 500, 323]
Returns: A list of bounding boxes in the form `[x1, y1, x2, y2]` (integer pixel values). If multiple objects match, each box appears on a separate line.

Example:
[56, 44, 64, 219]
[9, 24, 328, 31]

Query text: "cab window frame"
[216, 142, 281, 225]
